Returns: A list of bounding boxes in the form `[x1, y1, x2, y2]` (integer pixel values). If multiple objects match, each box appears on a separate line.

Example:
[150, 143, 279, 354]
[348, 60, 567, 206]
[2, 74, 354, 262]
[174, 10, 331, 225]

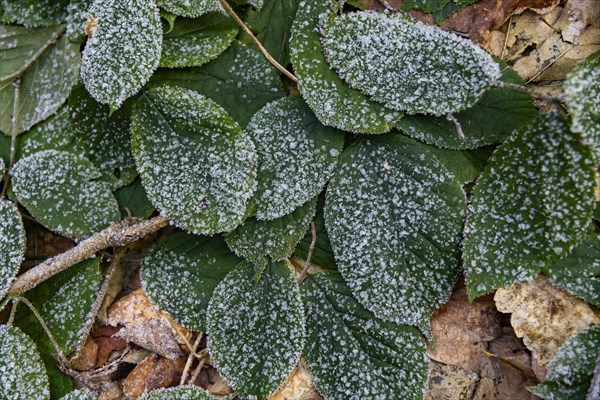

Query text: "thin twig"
[180, 332, 204, 385]
[297, 221, 317, 284]
[500, 15, 512, 60]
[526, 45, 574, 84]
[588, 350, 600, 400]
[8, 216, 169, 295]
[492, 80, 566, 102]
[446, 114, 465, 141]
[188, 349, 209, 385]
[219, 0, 298, 83]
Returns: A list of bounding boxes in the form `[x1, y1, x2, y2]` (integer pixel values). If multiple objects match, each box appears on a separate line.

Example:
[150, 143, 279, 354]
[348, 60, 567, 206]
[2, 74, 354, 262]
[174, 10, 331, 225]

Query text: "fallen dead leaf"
[107, 288, 191, 360]
[75, 336, 99, 371]
[424, 361, 479, 400]
[494, 274, 600, 365]
[268, 359, 323, 400]
[122, 354, 186, 399]
[92, 326, 128, 368]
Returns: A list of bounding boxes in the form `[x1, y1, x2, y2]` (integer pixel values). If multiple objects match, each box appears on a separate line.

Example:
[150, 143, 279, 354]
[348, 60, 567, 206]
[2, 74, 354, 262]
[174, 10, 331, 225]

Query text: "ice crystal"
[302, 271, 429, 400]
[320, 10, 501, 115]
[58, 387, 97, 400]
[464, 113, 595, 300]
[81, 0, 162, 109]
[11, 150, 120, 239]
[158, 0, 224, 18]
[131, 85, 257, 235]
[245, 96, 344, 220]
[1, 0, 68, 27]
[138, 385, 229, 400]
[0, 199, 26, 300]
[324, 134, 466, 331]
[207, 262, 305, 399]
[289, 0, 400, 134]
[18, 106, 77, 159]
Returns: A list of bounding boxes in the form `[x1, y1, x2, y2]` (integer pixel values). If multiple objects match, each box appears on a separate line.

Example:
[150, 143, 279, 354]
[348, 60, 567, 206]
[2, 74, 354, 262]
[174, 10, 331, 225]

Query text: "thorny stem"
[180, 332, 204, 385]
[219, 0, 298, 83]
[8, 216, 169, 295]
[297, 221, 317, 284]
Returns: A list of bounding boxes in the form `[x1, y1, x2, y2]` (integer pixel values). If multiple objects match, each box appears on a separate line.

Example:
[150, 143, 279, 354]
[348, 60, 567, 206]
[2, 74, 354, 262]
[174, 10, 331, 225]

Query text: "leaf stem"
[219, 0, 298, 83]
[8, 216, 169, 295]
[297, 221, 317, 283]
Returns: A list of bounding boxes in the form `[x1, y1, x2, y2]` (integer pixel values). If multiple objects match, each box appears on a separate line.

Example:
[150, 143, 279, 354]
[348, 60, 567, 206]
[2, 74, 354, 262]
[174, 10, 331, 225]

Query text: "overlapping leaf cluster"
[0, 0, 599, 399]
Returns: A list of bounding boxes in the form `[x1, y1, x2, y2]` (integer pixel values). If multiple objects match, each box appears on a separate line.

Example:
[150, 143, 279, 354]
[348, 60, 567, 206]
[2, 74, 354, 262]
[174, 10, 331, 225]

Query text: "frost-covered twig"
[180, 332, 204, 385]
[219, 0, 298, 83]
[492, 80, 566, 102]
[297, 221, 317, 283]
[8, 216, 169, 295]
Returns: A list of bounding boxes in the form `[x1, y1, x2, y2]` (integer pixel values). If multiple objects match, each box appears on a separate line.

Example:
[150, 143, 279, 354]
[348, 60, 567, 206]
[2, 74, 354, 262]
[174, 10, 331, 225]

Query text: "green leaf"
[301, 271, 428, 399]
[140, 233, 244, 331]
[14, 258, 103, 398]
[395, 64, 538, 150]
[157, 0, 224, 18]
[0, 325, 50, 400]
[564, 51, 600, 161]
[58, 388, 98, 400]
[149, 41, 285, 127]
[0, 134, 11, 165]
[402, 0, 478, 24]
[242, 0, 299, 66]
[529, 324, 600, 400]
[290, 0, 400, 134]
[160, 12, 237, 68]
[426, 145, 494, 185]
[320, 11, 501, 115]
[226, 196, 317, 269]
[1, 0, 68, 27]
[69, 84, 137, 190]
[80, 0, 162, 109]
[11, 150, 120, 239]
[114, 177, 155, 219]
[0, 24, 63, 81]
[294, 194, 337, 270]
[0, 31, 81, 135]
[131, 86, 256, 235]
[464, 113, 595, 300]
[325, 134, 466, 331]
[543, 233, 600, 307]
[139, 386, 229, 400]
[207, 262, 305, 399]
[18, 106, 77, 160]
[0, 199, 25, 300]
[246, 95, 345, 220]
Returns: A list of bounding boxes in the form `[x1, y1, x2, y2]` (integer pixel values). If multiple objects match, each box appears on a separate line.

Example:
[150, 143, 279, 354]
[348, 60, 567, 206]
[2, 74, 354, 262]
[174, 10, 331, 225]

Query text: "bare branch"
[297, 221, 317, 284]
[219, 0, 298, 83]
[8, 216, 169, 295]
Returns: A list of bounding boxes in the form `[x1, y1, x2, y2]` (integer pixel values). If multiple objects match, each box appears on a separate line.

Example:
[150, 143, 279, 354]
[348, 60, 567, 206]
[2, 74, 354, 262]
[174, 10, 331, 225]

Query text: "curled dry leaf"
[424, 361, 479, 400]
[268, 359, 323, 400]
[494, 275, 600, 365]
[107, 288, 191, 360]
[122, 354, 187, 399]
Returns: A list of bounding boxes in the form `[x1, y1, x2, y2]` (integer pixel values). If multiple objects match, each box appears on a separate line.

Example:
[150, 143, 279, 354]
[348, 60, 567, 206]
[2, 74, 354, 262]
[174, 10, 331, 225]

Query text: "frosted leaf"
[69, 84, 137, 190]
[424, 145, 493, 185]
[396, 63, 538, 150]
[158, 0, 224, 18]
[246, 0, 264, 9]
[320, 10, 501, 116]
[564, 52, 600, 161]
[160, 12, 237, 68]
[0, 325, 50, 400]
[226, 196, 318, 269]
[66, 0, 93, 41]
[0, 24, 62, 81]
[140, 233, 244, 331]
[149, 41, 284, 127]
[0, 157, 4, 174]
[543, 233, 600, 308]
[402, 0, 477, 24]
[301, 271, 428, 400]
[0, 199, 25, 300]
[131, 86, 257, 234]
[59, 388, 98, 400]
[139, 385, 231, 400]
[290, 0, 400, 134]
[464, 112, 595, 301]
[80, 0, 162, 109]
[0, 32, 81, 135]
[241, 0, 299, 66]
[246, 96, 344, 220]
[1, 0, 68, 27]
[294, 195, 336, 270]
[115, 178, 155, 219]
[207, 262, 305, 399]
[18, 106, 77, 159]
[11, 150, 120, 239]
[529, 324, 600, 399]
[324, 134, 466, 331]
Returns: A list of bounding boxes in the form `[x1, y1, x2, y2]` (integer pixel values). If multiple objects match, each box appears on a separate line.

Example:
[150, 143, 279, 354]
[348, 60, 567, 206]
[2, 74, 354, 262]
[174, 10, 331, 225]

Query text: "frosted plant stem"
[492, 80, 566, 102]
[588, 350, 600, 400]
[8, 216, 169, 295]
[297, 221, 317, 284]
[180, 332, 203, 385]
[219, 0, 298, 83]
[445, 114, 466, 141]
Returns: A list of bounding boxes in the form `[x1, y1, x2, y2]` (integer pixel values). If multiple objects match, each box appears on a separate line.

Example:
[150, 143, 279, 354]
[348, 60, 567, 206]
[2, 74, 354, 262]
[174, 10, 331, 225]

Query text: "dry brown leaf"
[122, 355, 187, 399]
[424, 361, 479, 400]
[268, 359, 323, 400]
[494, 275, 600, 365]
[107, 288, 191, 360]
[75, 336, 99, 371]
[92, 326, 128, 368]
